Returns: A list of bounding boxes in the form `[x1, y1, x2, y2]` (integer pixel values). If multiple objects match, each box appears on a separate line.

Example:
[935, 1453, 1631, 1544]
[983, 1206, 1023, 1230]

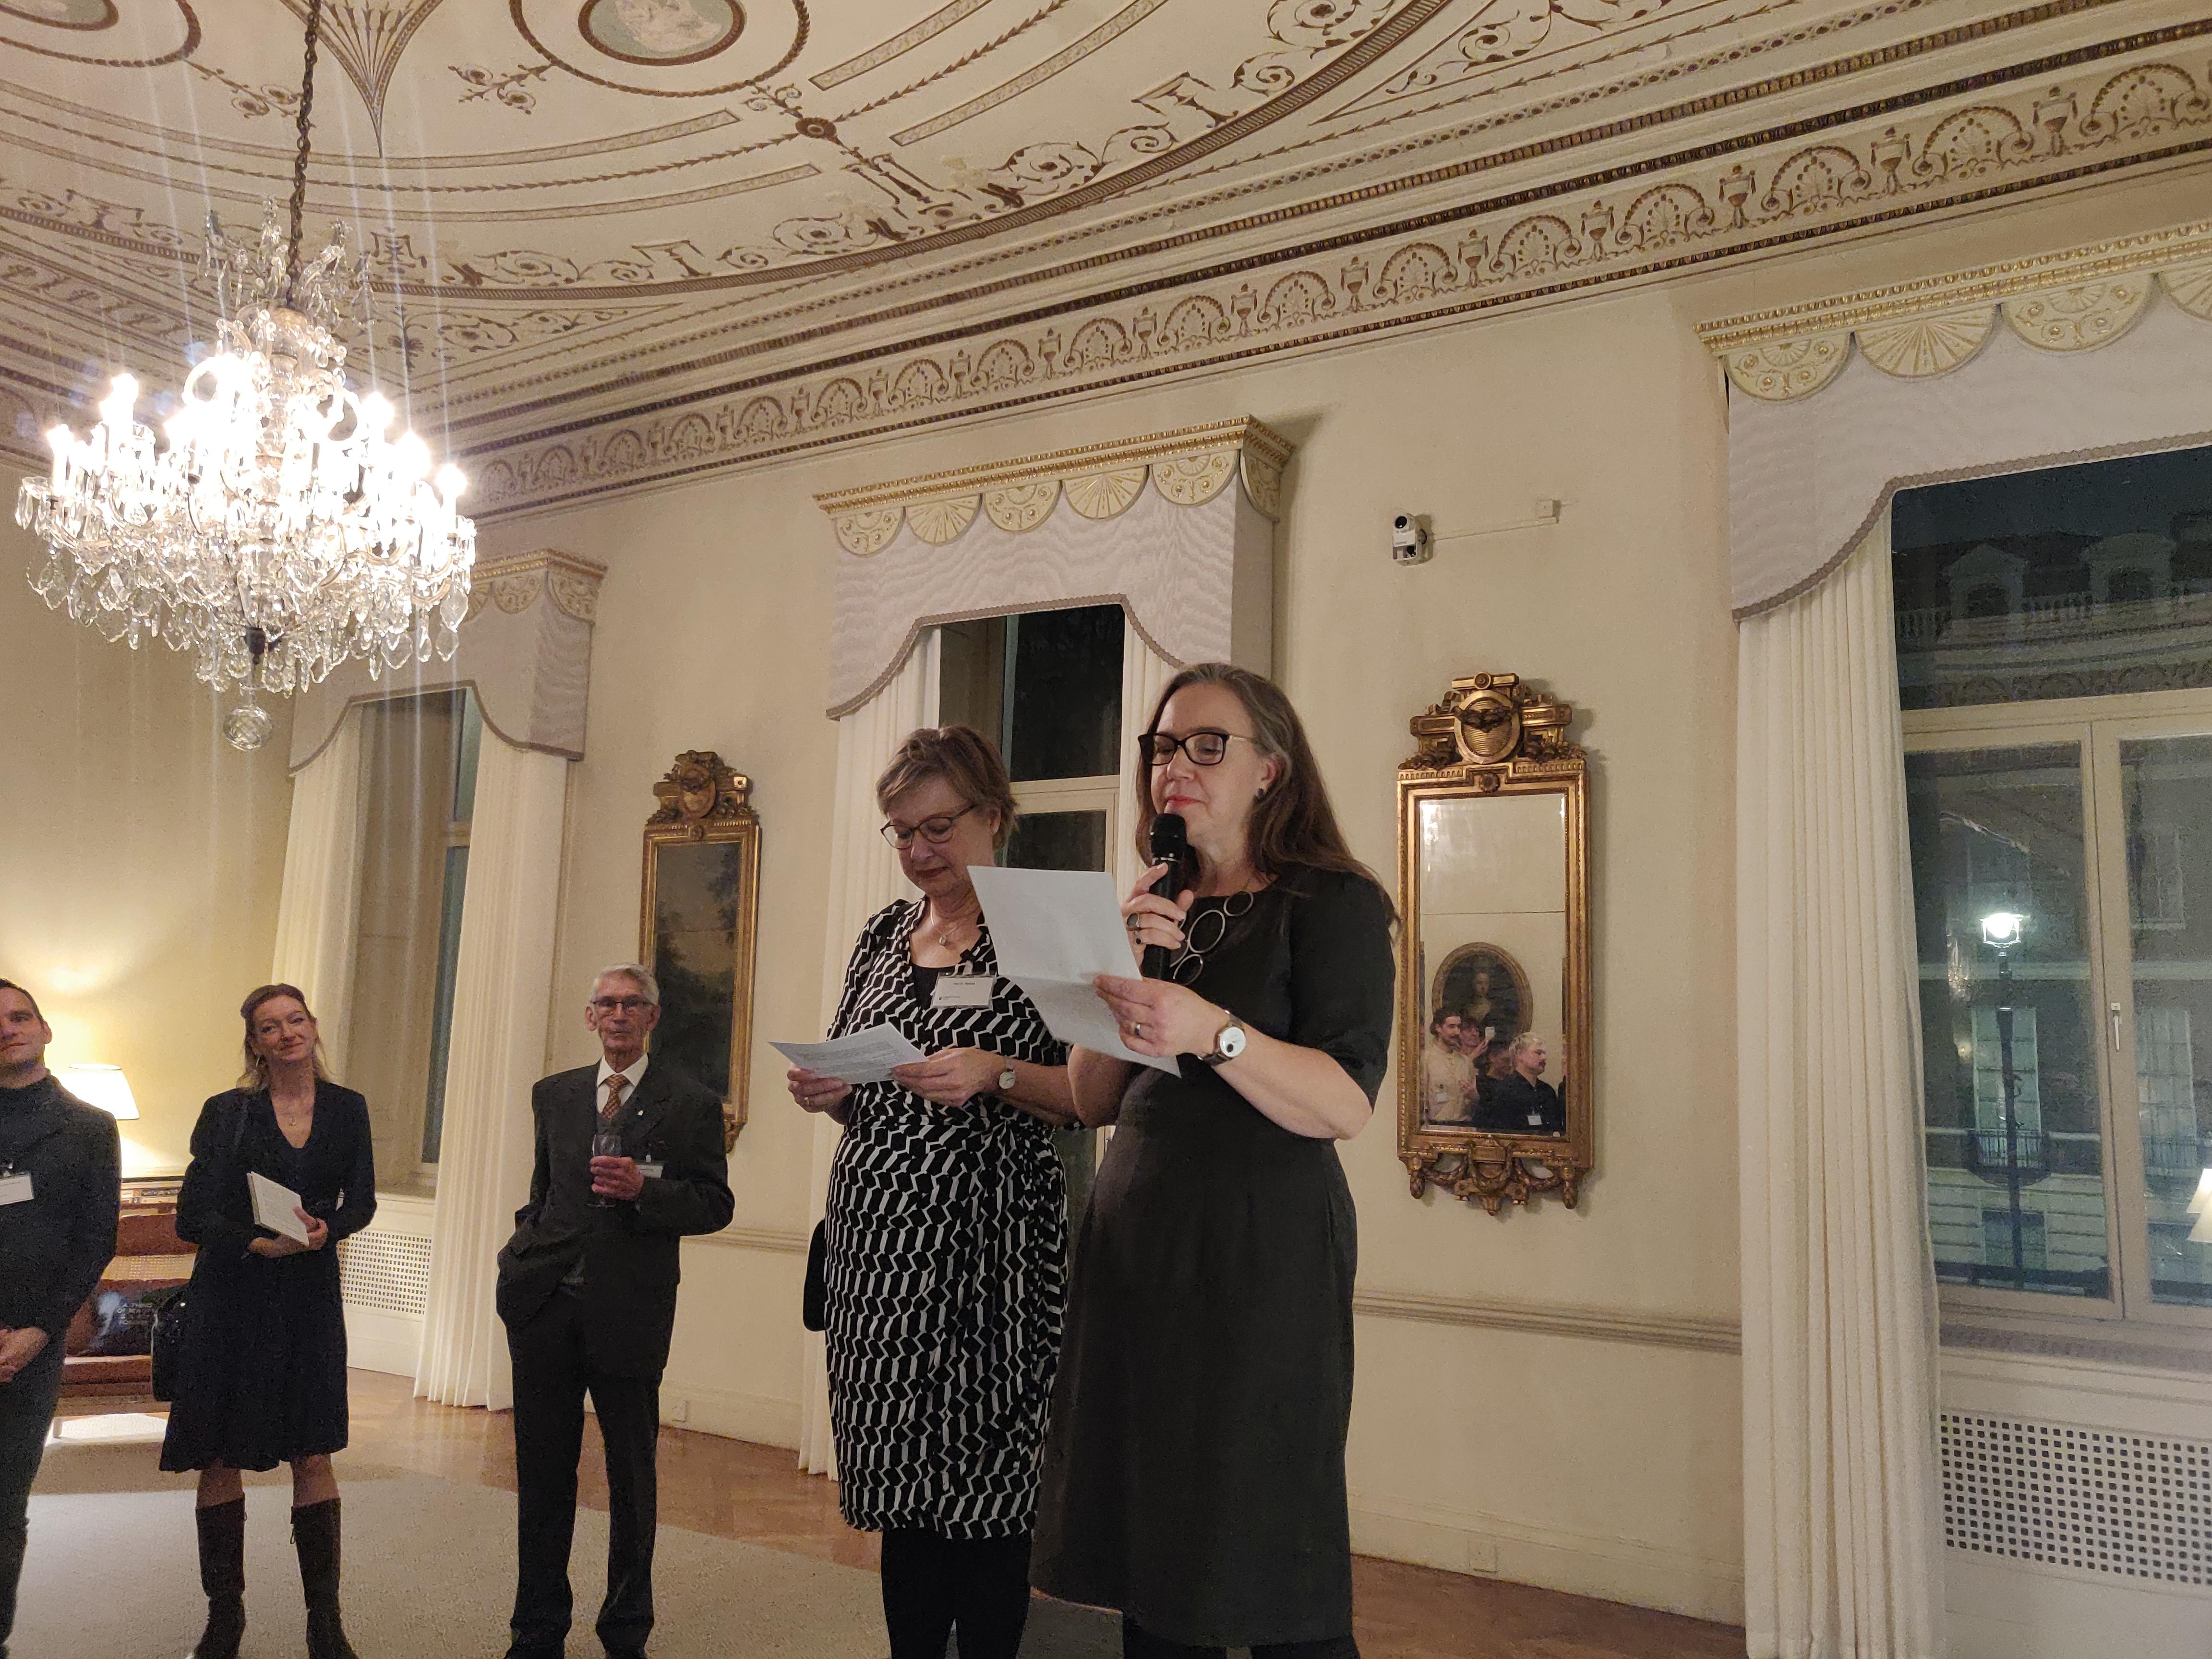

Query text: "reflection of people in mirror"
[1475, 1032, 1564, 1134]
[1420, 1010, 1481, 1124]
[1430, 946, 1527, 1056]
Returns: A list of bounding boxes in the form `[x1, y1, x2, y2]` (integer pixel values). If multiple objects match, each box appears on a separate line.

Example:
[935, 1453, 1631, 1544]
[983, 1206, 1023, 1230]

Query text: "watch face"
[1217, 1024, 1247, 1060]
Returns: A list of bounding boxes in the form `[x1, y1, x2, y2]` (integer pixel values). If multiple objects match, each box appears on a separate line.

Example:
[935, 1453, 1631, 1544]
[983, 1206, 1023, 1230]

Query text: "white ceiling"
[1, 0, 2205, 495]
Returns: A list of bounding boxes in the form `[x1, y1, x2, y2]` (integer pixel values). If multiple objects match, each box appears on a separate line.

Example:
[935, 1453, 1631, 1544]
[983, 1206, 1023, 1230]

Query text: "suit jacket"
[494, 1058, 734, 1378]
[0, 1077, 120, 1341]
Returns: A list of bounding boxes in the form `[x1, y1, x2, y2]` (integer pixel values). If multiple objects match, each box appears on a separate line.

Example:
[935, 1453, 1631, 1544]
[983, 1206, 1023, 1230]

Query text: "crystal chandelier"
[12, 0, 474, 752]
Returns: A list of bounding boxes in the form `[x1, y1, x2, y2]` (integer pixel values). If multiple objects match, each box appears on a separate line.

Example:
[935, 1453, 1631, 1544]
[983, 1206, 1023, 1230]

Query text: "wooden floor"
[67, 1371, 1743, 1658]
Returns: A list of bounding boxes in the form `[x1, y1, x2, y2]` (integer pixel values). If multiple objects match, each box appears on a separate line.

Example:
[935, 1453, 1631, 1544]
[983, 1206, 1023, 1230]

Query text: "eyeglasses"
[1140, 729, 1250, 767]
[881, 804, 975, 848]
[590, 996, 653, 1014]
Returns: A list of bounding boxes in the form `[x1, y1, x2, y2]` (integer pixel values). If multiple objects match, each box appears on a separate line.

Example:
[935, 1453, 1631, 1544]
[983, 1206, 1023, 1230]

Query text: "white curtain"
[1737, 518, 1944, 1659]
[415, 736, 572, 1409]
[1113, 633, 1179, 896]
[797, 631, 942, 1475]
[270, 708, 365, 1075]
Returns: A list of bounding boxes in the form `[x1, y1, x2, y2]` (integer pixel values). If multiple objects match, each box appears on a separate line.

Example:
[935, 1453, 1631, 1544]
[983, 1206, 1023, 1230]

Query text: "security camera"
[1390, 513, 1431, 566]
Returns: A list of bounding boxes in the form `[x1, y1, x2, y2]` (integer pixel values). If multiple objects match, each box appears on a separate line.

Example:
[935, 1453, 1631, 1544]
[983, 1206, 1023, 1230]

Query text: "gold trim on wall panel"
[1354, 1288, 1742, 1355]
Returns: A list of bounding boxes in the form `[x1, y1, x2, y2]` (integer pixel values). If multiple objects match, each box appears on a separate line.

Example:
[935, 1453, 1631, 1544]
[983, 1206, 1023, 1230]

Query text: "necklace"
[1166, 890, 1257, 986]
[926, 899, 978, 950]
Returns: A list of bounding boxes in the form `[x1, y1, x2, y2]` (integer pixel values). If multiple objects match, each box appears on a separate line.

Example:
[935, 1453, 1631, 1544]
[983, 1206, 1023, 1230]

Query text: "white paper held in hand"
[769, 1024, 926, 1086]
[965, 865, 1179, 1074]
[248, 1171, 313, 1244]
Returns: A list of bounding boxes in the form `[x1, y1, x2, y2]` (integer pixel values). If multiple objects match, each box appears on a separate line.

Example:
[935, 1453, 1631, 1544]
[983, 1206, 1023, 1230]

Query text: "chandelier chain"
[283, 0, 325, 303]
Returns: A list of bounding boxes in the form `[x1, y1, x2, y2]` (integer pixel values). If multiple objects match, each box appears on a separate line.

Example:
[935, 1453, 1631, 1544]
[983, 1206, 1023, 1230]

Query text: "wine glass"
[590, 1123, 622, 1208]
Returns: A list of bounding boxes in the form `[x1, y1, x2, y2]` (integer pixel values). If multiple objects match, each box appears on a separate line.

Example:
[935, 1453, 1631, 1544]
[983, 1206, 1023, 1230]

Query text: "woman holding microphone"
[787, 725, 1077, 1659]
[1033, 664, 1396, 1659]
[162, 985, 375, 1659]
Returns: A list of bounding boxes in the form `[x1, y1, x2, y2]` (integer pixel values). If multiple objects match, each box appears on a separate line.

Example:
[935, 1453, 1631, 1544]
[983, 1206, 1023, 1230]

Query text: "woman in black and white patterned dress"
[787, 725, 1076, 1659]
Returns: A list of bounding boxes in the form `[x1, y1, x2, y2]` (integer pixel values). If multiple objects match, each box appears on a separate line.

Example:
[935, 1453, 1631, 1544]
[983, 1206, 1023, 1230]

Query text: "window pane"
[1004, 809, 1108, 874]
[1891, 444, 2212, 711]
[1907, 745, 2110, 1298]
[1005, 606, 1124, 781]
[2117, 734, 2212, 1306]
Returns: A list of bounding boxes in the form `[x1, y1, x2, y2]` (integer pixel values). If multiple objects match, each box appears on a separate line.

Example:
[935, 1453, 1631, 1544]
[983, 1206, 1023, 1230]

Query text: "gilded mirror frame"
[640, 750, 761, 1155]
[1397, 673, 1593, 1212]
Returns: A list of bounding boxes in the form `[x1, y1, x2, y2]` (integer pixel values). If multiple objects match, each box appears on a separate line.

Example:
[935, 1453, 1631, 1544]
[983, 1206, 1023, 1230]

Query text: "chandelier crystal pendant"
[12, 0, 474, 751]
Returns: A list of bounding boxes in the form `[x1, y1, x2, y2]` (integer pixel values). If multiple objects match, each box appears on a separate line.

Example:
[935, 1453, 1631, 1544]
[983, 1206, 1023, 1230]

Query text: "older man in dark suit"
[497, 964, 734, 1659]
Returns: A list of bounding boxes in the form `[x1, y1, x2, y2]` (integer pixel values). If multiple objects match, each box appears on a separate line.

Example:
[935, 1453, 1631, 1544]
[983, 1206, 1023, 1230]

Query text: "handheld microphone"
[1142, 813, 1193, 979]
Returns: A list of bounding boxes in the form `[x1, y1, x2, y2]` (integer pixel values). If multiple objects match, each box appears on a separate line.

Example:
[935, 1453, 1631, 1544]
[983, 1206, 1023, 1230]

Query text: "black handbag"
[147, 1285, 190, 1402]
[151, 1097, 252, 1402]
[801, 1219, 829, 1333]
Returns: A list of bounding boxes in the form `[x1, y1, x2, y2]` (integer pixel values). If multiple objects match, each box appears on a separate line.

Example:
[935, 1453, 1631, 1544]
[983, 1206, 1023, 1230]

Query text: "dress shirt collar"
[595, 1053, 649, 1101]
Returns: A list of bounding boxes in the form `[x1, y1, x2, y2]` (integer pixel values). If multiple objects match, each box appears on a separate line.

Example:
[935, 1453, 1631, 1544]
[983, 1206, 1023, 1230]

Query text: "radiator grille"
[338, 1228, 432, 1318]
[1940, 1412, 2212, 1586]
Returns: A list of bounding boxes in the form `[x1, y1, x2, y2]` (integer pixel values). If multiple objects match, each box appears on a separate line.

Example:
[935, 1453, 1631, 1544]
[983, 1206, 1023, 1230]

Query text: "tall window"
[940, 605, 1126, 1222]
[347, 690, 481, 1195]
[1898, 444, 2212, 1324]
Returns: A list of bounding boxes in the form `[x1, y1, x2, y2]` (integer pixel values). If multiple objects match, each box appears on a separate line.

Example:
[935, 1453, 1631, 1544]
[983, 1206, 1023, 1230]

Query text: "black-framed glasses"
[589, 996, 653, 1014]
[881, 804, 975, 848]
[1140, 729, 1248, 767]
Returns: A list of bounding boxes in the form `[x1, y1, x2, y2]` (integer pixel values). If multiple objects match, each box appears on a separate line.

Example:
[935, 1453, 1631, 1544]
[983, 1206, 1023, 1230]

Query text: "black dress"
[1032, 868, 1396, 1647]
[160, 1083, 376, 1473]
[823, 899, 1069, 1538]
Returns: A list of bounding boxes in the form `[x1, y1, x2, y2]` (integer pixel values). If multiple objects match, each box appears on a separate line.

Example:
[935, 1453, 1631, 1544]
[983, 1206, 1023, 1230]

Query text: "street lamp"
[1981, 909, 2029, 1289]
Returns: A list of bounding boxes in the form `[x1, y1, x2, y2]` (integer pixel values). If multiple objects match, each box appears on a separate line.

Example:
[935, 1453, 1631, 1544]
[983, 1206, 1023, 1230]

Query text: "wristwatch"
[997, 1060, 1019, 1094]
[1199, 1015, 1248, 1067]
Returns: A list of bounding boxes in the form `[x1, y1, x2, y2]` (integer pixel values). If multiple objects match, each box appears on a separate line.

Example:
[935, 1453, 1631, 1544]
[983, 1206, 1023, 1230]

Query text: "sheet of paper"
[770, 1024, 927, 1086]
[967, 865, 1180, 1075]
[248, 1171, 311, 1244]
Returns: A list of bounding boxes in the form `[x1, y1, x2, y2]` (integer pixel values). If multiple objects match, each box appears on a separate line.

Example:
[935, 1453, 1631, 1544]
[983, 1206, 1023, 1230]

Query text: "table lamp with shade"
[60, 1063, 139, 1120]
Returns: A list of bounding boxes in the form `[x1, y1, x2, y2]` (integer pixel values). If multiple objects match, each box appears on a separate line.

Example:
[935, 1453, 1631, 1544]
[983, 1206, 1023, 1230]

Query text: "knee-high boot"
[190, 1499, 246, 1659]
[290, 1498, 360, 1659]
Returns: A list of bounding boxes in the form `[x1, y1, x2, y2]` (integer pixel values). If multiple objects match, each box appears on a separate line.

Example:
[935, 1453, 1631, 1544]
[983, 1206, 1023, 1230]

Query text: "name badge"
[0, 1172, 32, 1206]
[1527, 1112, 1546, 1127]
[932, 974, 996, 1010]
[637, 1161, 665, 1181]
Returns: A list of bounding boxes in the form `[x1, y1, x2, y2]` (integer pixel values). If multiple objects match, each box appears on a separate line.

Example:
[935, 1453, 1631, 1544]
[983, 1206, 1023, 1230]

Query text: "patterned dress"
[824, 898, 1069, 1538]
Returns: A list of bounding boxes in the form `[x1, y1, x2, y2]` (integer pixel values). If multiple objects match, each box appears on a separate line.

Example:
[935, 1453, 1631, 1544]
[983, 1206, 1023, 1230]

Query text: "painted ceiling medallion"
[1855, 303, 1994, 378]
[512, 0, 799, 95]
[2002, 277, 2153, 351]
[581, 0, 743, 67]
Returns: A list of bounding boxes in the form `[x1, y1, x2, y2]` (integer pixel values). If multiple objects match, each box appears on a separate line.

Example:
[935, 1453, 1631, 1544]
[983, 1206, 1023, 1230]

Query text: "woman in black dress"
[785, 726, 1077, 1659]
[162, 984, 375, 1659]
[1032, 664, 1396, 1659]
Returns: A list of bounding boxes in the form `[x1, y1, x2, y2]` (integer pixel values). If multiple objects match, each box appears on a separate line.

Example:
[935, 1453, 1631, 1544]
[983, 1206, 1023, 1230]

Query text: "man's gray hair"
[592, 963, 661, 1006]
[1508, 1030, 1545, 1059]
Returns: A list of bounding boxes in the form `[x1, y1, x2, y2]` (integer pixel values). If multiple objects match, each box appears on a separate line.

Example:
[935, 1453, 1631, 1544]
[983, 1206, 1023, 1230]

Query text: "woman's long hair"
[1133, 662, 1393, 912]
[236, 983, 334, 1092]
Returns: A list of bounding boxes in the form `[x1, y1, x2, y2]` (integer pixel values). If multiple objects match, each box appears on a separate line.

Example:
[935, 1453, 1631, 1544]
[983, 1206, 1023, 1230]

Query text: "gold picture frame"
[640, 750, 761, 1154]
[1397, 673, 1593, 1212]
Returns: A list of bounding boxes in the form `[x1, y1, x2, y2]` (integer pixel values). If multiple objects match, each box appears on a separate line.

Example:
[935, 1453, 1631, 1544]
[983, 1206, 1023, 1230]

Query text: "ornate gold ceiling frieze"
[812, 418, 1291, 556]
[1698, 217, 2212, 399]
[463, 48, 2212, 516]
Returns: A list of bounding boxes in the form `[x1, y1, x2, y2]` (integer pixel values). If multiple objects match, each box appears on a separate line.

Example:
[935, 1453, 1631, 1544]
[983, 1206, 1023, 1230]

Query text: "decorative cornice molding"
[812, 417, 1292, 553]
[464, 546, 610, 624]
[1353, 1287, 1742, 1355]
[466, 48, 2212, 515]
[1699, 216, 2212, 398]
